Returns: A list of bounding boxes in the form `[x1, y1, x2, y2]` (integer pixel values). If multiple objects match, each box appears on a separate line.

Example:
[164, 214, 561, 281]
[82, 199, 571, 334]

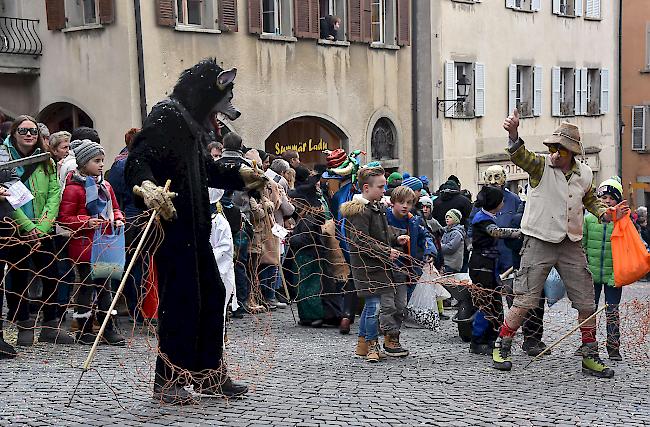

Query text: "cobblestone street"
[1, 283, 649, 426]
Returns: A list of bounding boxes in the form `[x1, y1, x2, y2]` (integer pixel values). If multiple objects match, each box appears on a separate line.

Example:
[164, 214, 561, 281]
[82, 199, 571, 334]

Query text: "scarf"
[72, 171, 114, 221]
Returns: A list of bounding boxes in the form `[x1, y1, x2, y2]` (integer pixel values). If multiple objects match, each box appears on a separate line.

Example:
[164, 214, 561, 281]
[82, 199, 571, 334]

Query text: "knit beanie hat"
[597, 176, 623, 203]
[418, 175, 430, 188]
[419, 196, 433, 207]
[387, 172, 403, 185]
[445, 208, 462, 224]
[475, 186, 504, 211]
[403, 176, 423, 192]
[73, 139, 104, 168]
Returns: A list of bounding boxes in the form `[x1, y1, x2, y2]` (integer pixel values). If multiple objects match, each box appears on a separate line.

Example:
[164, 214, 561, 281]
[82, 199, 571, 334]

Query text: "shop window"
[445, 60, 486, 119]
[552, 66, 575, 117]
[371, 117, 397, 161]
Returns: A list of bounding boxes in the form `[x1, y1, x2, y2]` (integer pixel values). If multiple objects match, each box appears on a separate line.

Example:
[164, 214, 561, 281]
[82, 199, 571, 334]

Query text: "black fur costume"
[125, 59, 245, 388]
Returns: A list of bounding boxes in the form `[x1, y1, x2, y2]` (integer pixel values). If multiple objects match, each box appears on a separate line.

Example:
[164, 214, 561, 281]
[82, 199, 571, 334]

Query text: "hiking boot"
[339, 317, 351, 335]
[607, 346, 623, 362]
[366, 340, 381, 363]
[522, 339, 549, 357]
[38, 319, 76, 344]
[102, 328, 126, 346]
[153, 382, 195, 405]
[195, 376, 248, 398]
[492, 337, 513, 371]
[469, 341, 492, 355]
[383, 333, 409, 357]
[16, 319, 36, 346]
[0, 333, 16, 359]
[582, 343, 615, 378]
[355, 336, 368, 358]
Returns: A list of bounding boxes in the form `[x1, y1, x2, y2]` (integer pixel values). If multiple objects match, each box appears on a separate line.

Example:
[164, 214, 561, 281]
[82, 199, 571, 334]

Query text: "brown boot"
[366, 340, 381, 363]
[383, 332, 409, 357]
[355, 336, 368, 358]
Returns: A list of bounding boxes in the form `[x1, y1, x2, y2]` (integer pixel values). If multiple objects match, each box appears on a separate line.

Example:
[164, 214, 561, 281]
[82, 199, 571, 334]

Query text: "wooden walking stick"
[68, 180, 172, 406]
[524, 304, 608, 369]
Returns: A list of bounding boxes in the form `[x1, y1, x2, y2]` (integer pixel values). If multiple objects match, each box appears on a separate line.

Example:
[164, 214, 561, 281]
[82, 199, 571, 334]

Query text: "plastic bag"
[407, 265, 441, 330]
[611, 215, 650, 287]
[91, 226, 125, 280]
[544, 267, 566, 307]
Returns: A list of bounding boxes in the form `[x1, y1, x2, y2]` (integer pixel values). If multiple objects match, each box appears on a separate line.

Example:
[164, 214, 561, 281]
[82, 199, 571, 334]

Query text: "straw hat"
[543, 122, 582, 155]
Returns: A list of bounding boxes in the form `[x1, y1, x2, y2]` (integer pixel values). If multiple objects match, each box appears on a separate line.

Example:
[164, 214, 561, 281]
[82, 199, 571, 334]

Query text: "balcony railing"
[0, 17, 42, 56]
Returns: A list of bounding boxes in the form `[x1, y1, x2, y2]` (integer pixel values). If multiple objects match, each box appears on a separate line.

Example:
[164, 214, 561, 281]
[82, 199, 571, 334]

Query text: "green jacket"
[0, 142, 60, 235]
[582, 213, 614, 286]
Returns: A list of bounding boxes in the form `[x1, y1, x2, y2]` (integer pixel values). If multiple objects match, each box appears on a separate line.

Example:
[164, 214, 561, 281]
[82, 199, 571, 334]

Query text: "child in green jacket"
[582, 177, 624, 361]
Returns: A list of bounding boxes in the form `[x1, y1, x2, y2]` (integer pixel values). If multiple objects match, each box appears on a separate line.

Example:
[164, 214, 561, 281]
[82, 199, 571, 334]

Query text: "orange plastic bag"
[611, 215, 650, 287]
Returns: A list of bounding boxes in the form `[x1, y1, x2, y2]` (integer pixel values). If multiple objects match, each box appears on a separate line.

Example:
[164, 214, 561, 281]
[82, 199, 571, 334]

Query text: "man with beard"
[126, 59, 266, 404]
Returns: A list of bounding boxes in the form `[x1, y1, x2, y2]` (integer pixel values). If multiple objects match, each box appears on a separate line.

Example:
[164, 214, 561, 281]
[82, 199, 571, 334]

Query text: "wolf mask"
[170, 58, 241, 127]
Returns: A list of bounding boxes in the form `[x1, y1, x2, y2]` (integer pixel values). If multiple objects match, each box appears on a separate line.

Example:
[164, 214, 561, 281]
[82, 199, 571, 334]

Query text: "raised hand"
[503, 108, 520, 141]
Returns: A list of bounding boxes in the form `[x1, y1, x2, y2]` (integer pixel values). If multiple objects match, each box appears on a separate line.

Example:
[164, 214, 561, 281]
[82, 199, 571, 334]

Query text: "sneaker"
[383, 333, 409, 357]
[522, 339, 549, 357]
[582, 343, 615, 378]
[366, 340, 381, 363]
[355, 336, 368, 358]
[492, 337, 513, 371]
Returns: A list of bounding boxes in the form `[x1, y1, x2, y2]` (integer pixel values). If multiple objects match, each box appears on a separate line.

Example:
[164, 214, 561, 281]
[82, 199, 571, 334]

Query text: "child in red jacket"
[58, 139, 126, 346]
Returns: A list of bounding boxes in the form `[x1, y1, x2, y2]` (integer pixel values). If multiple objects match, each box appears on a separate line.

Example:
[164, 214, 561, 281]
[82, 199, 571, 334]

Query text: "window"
[177, 0, 202, 25]
[65, 0, 98, 27]
[509, 65, 542, 117]
[445, 60, 485, 119]
[646, 23, 650, 70]
[319, 0, 347, 41]
[506, 0, 541, 12]
[571, 67, 608, 116]
[632, 106, 648, 152]
[553, 0, 582, 17]
[371, 117, 397, 161]
[370, 0, 397, 45]
[47, 0, 114, 30]
[552, 66, 575, 117]
[347, 0, 408, 46]
[586, 68, 600, 115]
[262, 0, 281, 33]
[584, 0, 601, 19]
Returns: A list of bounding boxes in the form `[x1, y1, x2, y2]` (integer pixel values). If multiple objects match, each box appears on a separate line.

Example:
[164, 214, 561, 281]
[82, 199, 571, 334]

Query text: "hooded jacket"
[441, 224, 467, 272]
[582, 212, 614, 286]
[340, 194, 398, 296]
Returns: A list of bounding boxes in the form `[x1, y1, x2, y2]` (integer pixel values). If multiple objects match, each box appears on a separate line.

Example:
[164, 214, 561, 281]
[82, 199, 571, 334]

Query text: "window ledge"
[584, 16, 602, 21]
[370, 42, 400, 50]
[554, 13, 576, 18]
[62, 24, 104, 33]
[640, 68, 650, 74]
[378, 159, 400, 169]
[259, 33, 297, 42]
[451, 0, 479, 4]
[507, 7, 535, 13]
[450, 115, 476, 120]
[174, 25, 221, 34]
[318, 39, 350, 47]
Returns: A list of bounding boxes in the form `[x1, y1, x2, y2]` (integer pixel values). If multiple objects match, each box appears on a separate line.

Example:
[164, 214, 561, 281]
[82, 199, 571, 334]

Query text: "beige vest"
[521, 156, 593, 243]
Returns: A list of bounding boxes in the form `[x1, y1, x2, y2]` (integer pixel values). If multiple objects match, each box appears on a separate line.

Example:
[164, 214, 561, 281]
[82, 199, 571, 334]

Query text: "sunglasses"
[548, 145, 570, 157]
[16, 127, 38, 136]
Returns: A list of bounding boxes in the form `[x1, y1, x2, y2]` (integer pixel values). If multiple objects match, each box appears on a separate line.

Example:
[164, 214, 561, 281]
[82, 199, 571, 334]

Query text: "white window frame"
[553, 66, 575, 117]
[585, 0, 601, 19]
[553, 0, 581, 17]
[263, 0, 282, 35]
[509, 64, 534, 118]
[506, 0, 540, 12]
[64, 0, 99, 28]
[371, 0, 385, 44]
[445, 60, 483, 119]
[177, 0, 203, 26]
[632, 106, 647, 152]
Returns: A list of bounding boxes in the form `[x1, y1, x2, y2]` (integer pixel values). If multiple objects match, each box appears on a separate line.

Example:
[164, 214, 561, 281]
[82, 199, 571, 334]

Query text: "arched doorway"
[265, 116, 349, 169]
[37, 102, 93, 133]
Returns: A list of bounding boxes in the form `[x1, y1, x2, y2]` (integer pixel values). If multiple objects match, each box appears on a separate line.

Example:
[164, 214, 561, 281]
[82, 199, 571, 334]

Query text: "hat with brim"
[543, 122, 582, 155]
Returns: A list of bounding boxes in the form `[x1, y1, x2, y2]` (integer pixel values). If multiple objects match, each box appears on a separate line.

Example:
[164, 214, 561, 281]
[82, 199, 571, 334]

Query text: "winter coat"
[0, 139, 60, 234]
[340, 195, 398, 297]
[582, 212, 614, 286]
[319, 15, 339, 40]
[58, 173, 124, 263]
[441, 224, 466, 272]
[107, 147, 141, 219]
[468, 187, 521, 273]
[385, 208, 436, 272]
[259, 182, 281, 265]
[432, 189, 472, 229]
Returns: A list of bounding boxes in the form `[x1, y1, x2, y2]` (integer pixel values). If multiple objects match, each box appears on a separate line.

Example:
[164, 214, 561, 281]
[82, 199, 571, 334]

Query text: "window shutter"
[347, 0, 362, 42]
[593, 0, 600, 18]
[508, 64, 517, 115]
[600, 68, 609, 114]
[574, 0, 583, 16]
[98, 0, 115, 24]
[552, 66, 561, 116]
[294, 0, 319, 38]
[445, 60, 456, 118]
[248, 0, 262, 34]
[531, 0, 541, 11]
[475, 63, 486, 117]
[397, 0, 410, 46]
[362, 0, 372, 43]
[219, 0, 239, 32]
[580, 67, 588, 115]
[533, 66, 543, 116]
[45, 0, 66, 30]
[574, 69, 581, 115]
[585, 0, 593, 17]
[156, 0, 176, 27]
[506, 0, 515, 9]
[632, 106, 646, 151]
[552, 0, 560, 14]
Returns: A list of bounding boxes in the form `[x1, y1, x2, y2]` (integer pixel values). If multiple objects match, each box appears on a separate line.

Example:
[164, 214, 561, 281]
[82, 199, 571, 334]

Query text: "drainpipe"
[617, 0, 623, 178]
[411, 0, 419, 176]
[134, 0, 147, 123]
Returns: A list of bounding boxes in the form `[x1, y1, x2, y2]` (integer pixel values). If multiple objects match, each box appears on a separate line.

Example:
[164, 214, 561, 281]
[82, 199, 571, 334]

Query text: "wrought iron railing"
[0, 17, 42, 56]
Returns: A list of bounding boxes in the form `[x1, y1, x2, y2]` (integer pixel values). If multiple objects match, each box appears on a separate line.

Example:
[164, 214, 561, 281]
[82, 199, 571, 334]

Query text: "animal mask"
[484, 165, 506, 186]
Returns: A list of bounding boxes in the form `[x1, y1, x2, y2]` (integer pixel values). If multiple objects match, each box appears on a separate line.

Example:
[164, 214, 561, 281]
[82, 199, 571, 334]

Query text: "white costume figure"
[209, 188, 238, 318]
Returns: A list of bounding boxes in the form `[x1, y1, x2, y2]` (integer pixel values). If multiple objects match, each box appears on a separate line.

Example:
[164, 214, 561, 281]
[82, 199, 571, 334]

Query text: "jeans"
[259, 264, 279, 301]
[358, 296, 381, 341]
[594, 282, 622, 349]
